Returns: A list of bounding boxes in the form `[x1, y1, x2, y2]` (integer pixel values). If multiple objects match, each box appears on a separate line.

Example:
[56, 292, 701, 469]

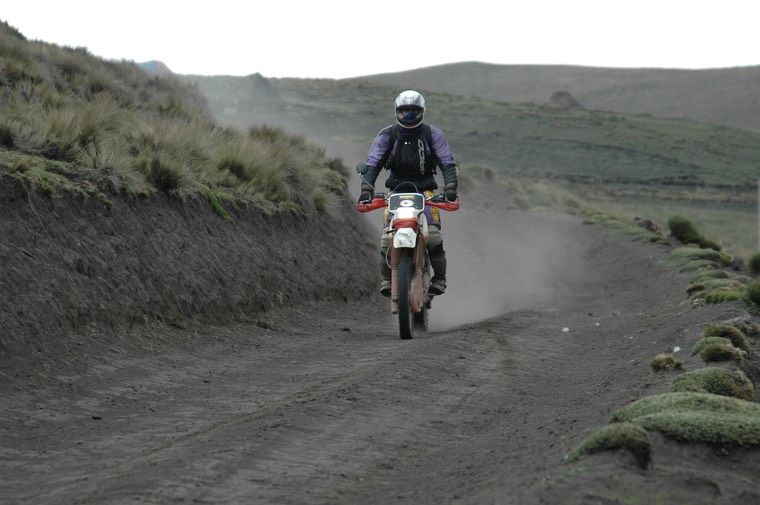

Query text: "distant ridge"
[358, 61, 760, 130]
[237, 73, 282, 105]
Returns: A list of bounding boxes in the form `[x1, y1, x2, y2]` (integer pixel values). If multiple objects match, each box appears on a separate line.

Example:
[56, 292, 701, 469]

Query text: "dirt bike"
[355, 165, 460, 340]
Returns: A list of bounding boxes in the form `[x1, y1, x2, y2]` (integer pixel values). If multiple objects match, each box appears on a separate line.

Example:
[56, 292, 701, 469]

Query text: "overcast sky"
[3, 1, 758, 78]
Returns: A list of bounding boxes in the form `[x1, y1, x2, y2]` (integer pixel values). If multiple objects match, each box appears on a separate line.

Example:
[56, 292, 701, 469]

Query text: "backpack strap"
[421, 124, 439, 174]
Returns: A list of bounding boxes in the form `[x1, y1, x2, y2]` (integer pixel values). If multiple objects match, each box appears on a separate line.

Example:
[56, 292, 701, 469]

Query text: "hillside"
[361, 61, 760, 131]
[187, 73, 760, 255]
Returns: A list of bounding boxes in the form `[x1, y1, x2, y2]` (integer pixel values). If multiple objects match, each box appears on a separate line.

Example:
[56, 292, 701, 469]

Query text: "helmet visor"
[396, 106, 423, 126]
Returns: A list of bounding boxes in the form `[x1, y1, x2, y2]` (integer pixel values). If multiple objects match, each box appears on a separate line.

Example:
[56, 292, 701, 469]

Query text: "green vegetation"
[0, 21, 347, 219]
[668, 246, 730, 267]
[690, 321, 751, 363]
[580, 209, 668, 243]
[692, 336, 734, 356]
[746, 279, 760, 307]
[610, 392, 760, 446]
[573, 311, 760, 465]
[567, 422, 651, 468]
[668, 215, 720, 250]
[748, 252, 760, 276]
[697, 342, 745, 363]
[703, 323, 750, 351]
[666, 245, 752, 304]
[670, 367, 755, 401]
[650, 353, 684, 372]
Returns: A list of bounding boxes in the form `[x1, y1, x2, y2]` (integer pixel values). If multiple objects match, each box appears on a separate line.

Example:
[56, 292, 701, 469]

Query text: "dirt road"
[1, 211, 756, 504]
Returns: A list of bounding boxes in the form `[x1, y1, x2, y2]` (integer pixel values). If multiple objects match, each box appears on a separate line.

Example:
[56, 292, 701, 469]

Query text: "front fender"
[393, 227, 417, 249]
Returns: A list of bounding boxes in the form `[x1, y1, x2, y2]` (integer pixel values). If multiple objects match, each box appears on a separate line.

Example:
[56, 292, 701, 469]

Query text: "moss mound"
[669, 246, 725, 264]
[567, 422, 651, 468]
[670, 367, 756, 401]
[703, 323, 750, 351]
[692, 336, 733, 355]
[611, 392, 760, 446]
[698, 342, 745, 363]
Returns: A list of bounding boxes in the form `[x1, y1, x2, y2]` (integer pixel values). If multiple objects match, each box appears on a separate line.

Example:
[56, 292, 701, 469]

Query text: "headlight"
[395, 208, 416, 219]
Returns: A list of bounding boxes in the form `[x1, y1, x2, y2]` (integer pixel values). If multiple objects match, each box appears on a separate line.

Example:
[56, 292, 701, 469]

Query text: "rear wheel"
[397, 251, 414, 340]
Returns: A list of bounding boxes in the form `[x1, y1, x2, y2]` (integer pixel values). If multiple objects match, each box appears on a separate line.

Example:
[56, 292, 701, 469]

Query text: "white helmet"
[394, 90, 425, 128]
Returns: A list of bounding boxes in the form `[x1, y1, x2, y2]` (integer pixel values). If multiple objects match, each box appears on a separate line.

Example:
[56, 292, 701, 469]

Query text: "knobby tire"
[397, 251, 414, 340]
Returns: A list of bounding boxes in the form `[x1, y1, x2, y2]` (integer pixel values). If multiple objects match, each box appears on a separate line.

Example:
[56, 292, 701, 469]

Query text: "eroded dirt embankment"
[0, 179, 377, 356]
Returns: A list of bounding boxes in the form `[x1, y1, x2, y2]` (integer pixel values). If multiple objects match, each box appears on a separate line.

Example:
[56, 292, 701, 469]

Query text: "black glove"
[359, 190, 374, 203]
[445, 188, 458, 202]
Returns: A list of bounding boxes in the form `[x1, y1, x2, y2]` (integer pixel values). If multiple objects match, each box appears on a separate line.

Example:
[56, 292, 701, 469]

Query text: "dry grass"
[0, 23, 347, 218]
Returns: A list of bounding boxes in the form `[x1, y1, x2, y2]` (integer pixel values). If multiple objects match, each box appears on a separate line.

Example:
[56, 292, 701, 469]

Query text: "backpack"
[382, 124, 439, 178]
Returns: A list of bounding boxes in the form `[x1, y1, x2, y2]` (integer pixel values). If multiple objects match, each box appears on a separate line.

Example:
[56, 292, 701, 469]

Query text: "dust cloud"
[319, 141, 591, 332]
[349, 177, 591, 331]
[429, 207, 591, 331]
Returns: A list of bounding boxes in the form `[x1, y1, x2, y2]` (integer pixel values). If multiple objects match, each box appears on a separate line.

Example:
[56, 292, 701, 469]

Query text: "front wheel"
[413, 305, 428, 333]
[397, 251, 414, 340]
[414, 254, 431, 333]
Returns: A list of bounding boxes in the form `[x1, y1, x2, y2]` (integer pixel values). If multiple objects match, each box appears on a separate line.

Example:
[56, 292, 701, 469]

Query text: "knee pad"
[427, 226, 443, 251]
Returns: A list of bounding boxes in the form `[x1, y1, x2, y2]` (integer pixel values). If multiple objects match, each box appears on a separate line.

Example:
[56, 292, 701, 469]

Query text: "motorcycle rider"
[359, 90, 459, 297]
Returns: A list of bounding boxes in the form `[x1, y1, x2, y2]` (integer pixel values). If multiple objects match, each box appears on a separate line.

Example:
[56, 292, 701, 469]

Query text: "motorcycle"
[355, 163, 460, 340]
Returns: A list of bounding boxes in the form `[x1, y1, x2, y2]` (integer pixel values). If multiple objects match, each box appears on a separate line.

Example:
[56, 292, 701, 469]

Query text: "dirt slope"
[0, 180, 377, 355]
[2, 202, 758, 504]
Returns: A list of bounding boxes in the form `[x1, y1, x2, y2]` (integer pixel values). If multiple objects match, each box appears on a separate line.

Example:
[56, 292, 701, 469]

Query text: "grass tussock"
[698, 342, 745, 363]
[723, 316, 760, 340]
[667, 245, 752, 304]
[703, 323, 750, 352]
[748, 252, 760, 276]
[0, 24, 347, 218]
[691, 336, 746, 363]
[668, 215, 721, 251]
[670, 367, 756, 401]
[650, 353, 684, 372]
[610, 392, 760, 447]
[580, 209, 666, 243]
[746, 280, 760, 308]
[567, 422, 651, 468]
[692, 336, 734, 356]
[669, 246, 730, 266]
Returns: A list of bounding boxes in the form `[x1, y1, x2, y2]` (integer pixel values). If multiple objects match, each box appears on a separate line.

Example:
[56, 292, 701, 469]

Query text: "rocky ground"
[1, 182, 759, 504]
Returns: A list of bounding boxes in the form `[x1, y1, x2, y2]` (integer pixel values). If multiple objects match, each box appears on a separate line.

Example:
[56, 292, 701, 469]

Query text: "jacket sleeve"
[361, 127, 393, 191]
[430, 125, 459, 189]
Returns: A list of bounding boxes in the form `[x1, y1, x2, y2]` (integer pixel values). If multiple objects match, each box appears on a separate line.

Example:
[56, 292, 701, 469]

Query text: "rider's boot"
[379, 250, 391, 297]
[429, 250, 447, 295]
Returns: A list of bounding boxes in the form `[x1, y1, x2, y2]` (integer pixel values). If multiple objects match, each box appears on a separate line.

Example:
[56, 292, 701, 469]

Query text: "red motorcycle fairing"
[392, 217, 419, 232]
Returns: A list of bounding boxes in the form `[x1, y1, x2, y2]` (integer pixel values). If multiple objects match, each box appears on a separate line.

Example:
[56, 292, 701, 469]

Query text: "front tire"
[397, 251, 414, 340]
[413, 305, 428, 333]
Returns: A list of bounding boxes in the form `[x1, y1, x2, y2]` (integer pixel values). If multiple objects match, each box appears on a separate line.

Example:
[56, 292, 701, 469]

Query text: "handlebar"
[356, 193, 461, 213]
